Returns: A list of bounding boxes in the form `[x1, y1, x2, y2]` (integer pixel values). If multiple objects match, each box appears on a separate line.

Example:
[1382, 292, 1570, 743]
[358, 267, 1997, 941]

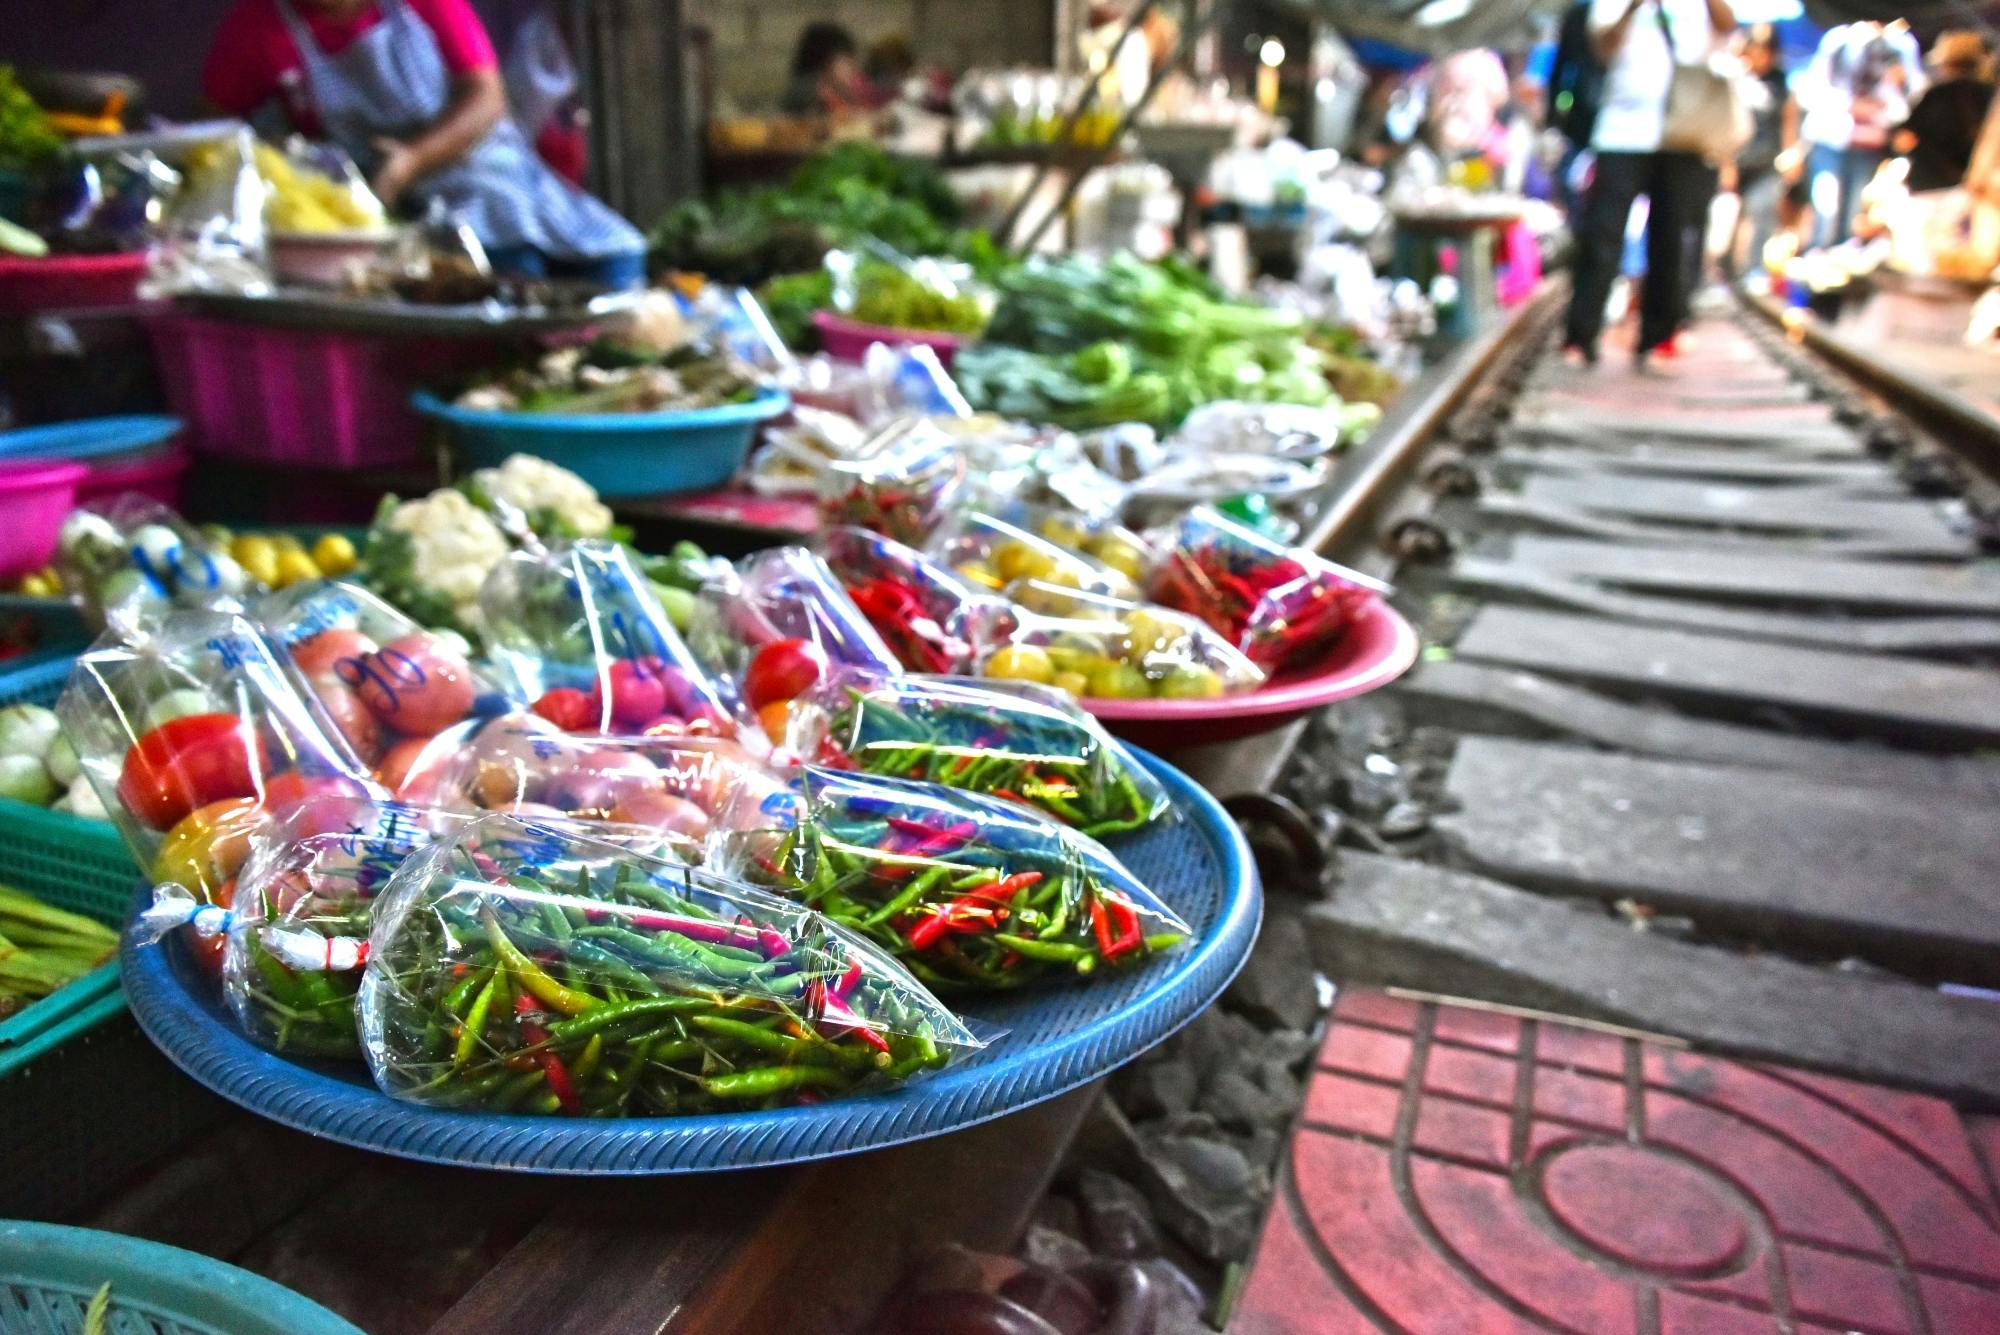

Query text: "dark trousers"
[1565, 148, 1712, 356]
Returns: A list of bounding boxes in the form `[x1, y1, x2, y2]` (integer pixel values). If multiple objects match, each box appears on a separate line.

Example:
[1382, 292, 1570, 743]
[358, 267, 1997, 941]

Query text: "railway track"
[1280, 290, 2000, 1102]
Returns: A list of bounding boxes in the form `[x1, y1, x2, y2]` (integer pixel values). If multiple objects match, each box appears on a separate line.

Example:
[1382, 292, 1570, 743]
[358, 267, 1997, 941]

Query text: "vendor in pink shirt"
[202, 0, 644, 285]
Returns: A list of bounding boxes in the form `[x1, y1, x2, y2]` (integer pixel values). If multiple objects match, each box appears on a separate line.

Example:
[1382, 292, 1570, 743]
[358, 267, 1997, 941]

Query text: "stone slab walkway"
[1230, 988, 2000, 1334]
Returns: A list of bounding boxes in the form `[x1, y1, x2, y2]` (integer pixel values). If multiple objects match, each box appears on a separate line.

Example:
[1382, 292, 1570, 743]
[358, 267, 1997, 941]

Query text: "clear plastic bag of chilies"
[219, 797, 454, 1059]
[438, 714, 783, 848]
[687, 547, 901, 739]
[478, 539, 738, 737]
[819, 416, 967, 547]
[715, 768, 1190, 991]
[927, 510, 1140, 602]
[787, 668, 1170, 838]
[259, 580, 515, 800]
[818, 526, 1012, 675]
[54, 497, 254, 637]
[1149, 506, 1387, 672]
[56, 610, 381, 893]
[358, 813, 980, 1116]
[982, 582, 1265, 703]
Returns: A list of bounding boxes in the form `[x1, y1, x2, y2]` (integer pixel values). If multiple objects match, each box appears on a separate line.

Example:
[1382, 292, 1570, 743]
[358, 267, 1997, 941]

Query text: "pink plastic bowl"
[0, 459, 88, 578]
[812, 312, 970, 370]
[1081, 597, 1420, 750]
[75, 443, 189, 511]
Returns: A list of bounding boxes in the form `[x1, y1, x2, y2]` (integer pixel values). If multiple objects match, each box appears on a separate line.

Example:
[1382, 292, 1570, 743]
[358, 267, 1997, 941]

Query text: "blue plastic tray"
[413, 387, 790, 499]
[121, 750, 1259, 1174]
[0, 416, 181, 464]
[0, 1221, 362, 1335]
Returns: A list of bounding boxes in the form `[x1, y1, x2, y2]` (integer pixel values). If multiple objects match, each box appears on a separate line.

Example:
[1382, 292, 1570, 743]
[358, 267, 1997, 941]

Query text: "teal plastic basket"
[0, 654, 135, 1078]
[0, 1222, 363, 1335]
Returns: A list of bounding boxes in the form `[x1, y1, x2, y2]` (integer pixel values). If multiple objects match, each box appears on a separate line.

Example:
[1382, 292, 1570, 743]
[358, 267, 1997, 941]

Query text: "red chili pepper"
[517, 1013, 581, 1114]
[1089, 893, 1144, 960]
[904, 872, 1042, 951]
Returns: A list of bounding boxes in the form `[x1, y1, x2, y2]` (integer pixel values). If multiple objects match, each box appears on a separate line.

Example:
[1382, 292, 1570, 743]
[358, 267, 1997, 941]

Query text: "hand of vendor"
[370, 137, 422, 207]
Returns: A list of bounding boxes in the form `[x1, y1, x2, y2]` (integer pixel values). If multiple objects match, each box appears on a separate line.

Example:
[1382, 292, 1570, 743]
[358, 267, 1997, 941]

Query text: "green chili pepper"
[484, 908, 599, 1016]
[453, 973, 501, 1068]
[699, 1064, 850, 1099]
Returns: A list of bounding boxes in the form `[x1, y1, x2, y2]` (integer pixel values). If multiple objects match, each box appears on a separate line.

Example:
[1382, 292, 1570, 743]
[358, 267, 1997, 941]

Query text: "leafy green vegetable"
[0, 68, 58, 175]
[957, 253, 1337, 429]
[848, 257, 987, 335]
[651, 143, 1003, 293]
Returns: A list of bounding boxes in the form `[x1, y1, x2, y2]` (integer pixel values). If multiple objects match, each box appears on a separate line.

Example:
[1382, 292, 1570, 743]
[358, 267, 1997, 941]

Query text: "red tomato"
[191, 877, 234, 976]
[532, 687, 598, 732]
[375, 736, 439, 800]
[118, 713, 265, 832]
[349, 634, 478, 737]
[308, 675, 382, 765]
[260, 772, 377, 836]
[291, 628, 377, 679]
[743, 639, 828, 710]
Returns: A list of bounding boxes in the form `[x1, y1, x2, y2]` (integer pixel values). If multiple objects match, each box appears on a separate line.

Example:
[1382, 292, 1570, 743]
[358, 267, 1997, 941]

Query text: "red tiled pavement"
[1230, 989, 2000, 1334]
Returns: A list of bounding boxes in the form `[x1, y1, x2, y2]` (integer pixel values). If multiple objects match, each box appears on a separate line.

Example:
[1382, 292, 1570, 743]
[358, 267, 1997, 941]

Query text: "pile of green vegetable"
[0, 883, 117, 1019]
[455, 339, 761, 415]
[953, 253, 1335, 431]
[651, 144, 983, 287]
[844, 257, 989, 335]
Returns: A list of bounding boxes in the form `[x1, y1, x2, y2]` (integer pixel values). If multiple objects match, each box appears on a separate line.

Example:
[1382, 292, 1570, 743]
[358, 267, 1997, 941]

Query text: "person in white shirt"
[1797, 21, 1924, 248]
[1562, 0, 1737, 366]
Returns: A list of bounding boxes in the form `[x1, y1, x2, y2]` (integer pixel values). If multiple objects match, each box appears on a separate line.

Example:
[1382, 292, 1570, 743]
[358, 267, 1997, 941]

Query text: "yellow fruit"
[994, 541, 1055, 584]
[1158, 665, 1225, 699]
[1039, 516, 1088, 549]
[1093, 539, 1148, 583]
[984, 645, 1056, 684]
[231, 534, 276, 567]
[955, 560, 1000, 590]
[312, 533, 359, 576]
[274, 549, 321, 588]
[1123, 609, 1188, 663]
[271, 532, 305, 553]
[237, 545, 280, 589]
[1086, 660, 1152, 700]
[1051, 670, 1090, 697]
[150, 798, 267, 904]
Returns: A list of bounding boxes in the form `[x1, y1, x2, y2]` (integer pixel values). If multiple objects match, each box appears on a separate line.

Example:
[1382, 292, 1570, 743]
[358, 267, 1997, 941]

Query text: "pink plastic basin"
[0, 459, 87, 578]
[75, 443, 189, 511]
[1081, 597, 1420, 750]
[813, 312, 970, 370]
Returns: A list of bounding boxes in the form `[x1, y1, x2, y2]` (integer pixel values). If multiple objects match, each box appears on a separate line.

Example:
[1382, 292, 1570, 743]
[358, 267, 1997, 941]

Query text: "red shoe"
[1652, 333, 1683, 360]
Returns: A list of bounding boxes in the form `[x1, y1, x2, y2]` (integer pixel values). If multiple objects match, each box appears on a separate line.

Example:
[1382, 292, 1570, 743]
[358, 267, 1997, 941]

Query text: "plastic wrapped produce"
[478, 540, 737, 736]
[687, 547, 901, 739]
[819, 417, 967, 546]
[358, 813, 980, 1115]
[788, 669, 1169, 838]
[980, 582, 1265, 702]
[716, 768, 1190, 990]
[56, 611, 381, 891]
[259, 580, 513, 799]
[437, 716, 780, 849]
[818, 526, 1009, 675]
[55, 498, 253, 637]
[1006, 505, 1155, 589]
[927, 511, 1139, 602]
[1149, 506, 1385, 671]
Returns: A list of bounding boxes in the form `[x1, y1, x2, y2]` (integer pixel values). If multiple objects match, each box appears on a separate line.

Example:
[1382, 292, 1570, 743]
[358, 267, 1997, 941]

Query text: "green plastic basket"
[0, 1222, 363, 1335]
[0, 654, 136, 1081]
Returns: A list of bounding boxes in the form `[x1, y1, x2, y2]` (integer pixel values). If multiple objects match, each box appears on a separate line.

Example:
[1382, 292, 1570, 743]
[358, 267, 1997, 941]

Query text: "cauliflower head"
[371, 489, 511, 633]
[470, 454, 614, 540]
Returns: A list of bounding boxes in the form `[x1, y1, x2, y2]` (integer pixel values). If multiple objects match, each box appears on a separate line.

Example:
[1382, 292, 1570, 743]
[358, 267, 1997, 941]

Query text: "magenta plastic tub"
[0, 460, 87, 578]
[148, 313, 496, 470]
[812, 312, 969, 370]
[75, 443, 189, 510]
[0, 252, 149, 318]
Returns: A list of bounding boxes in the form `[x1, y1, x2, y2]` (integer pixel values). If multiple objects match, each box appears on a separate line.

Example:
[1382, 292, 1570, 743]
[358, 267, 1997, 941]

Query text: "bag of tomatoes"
[478, 540, 738, 741]
[258, 580, 515, 802]
[817, 526, 1013, 675]
[56, 610, 385, 891]
[979, 581, 1265, 705]
[435, 715, 781, 851]
[684, 546, 902, 745]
